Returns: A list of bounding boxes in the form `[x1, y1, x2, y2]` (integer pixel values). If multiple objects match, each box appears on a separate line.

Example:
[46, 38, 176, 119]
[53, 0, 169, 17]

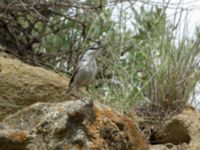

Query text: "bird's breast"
[76, 61, 96, 86]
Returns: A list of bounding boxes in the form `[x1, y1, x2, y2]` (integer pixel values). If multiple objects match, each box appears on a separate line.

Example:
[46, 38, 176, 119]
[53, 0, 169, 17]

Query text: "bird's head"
[81, 47, 101, 61]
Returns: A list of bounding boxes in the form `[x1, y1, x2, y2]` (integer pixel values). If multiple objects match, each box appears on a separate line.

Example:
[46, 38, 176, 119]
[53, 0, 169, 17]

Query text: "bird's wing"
[69, 62, 82, 88]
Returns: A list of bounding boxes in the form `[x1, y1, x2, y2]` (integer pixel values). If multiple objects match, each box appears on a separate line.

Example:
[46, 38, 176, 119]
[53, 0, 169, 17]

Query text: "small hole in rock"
[149, 120, 191, 145]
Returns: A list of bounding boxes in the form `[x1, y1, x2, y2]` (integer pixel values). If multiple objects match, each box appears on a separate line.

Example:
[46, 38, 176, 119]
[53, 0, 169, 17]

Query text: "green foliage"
[93, 6, 200, 117]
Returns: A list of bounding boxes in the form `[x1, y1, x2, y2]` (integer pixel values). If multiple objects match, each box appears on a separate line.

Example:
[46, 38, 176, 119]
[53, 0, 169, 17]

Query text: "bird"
[67, 47, 100, 99]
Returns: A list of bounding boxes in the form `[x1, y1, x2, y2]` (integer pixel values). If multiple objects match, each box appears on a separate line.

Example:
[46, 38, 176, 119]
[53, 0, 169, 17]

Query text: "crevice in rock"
[100, 122, 132, 150]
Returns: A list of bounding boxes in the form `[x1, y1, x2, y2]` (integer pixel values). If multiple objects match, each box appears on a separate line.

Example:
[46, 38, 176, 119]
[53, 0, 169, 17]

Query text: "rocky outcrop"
[1, 52, 200, 150]
[0, 52, 148, 150]
[142, 106, 200, 150]
[0, 99, 148, 150]
[0, 52, 69, 121]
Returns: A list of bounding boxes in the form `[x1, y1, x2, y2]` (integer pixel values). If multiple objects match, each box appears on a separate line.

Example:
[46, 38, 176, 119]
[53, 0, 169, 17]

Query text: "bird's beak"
[96, 50, 100, 55]
[96, 47, 103, 56]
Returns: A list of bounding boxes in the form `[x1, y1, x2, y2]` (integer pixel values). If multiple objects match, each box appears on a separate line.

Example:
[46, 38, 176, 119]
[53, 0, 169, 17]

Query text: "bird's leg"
[86, 86, 95, 101]
[77, 87, 83, 101]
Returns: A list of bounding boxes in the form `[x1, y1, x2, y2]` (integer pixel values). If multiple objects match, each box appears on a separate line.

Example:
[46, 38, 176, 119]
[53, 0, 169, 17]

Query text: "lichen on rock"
[0, 99, 148, 150]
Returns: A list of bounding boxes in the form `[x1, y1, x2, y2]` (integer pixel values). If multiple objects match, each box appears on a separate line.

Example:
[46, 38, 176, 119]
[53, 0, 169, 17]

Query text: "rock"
[0, 52, 69, 121]
[0, 99, 148, 150]
[147, 106, 200, 150]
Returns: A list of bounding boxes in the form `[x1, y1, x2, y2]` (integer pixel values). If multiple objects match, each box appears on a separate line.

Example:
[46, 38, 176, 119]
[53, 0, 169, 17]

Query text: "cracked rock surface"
[0, 100, 147, 150]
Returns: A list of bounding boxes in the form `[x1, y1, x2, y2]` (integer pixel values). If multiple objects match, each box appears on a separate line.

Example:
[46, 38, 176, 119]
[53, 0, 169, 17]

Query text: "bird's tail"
[65, 87, 78, 99]
[66, 87, 72, 96]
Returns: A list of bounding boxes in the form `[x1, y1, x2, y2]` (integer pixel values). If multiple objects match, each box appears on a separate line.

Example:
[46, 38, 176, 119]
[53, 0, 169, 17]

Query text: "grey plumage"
[67, 48, 99, 97]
